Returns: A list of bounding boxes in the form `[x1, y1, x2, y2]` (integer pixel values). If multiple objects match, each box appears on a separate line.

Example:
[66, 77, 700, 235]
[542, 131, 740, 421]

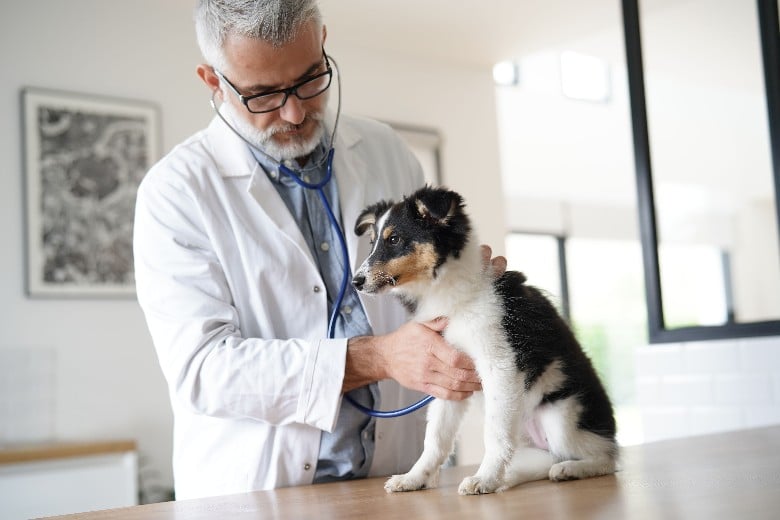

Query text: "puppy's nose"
[352, 274, 366, 291]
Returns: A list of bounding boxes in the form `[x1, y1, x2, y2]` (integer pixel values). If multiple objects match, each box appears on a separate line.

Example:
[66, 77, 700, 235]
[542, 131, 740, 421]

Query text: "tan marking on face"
[370, 242, 438, 287]
[382, 226, 396, 241]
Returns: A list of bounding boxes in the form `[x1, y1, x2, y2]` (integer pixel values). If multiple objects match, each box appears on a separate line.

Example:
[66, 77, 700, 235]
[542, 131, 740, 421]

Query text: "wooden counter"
[0, 440, 137, 466]
[47, 426, 780, 519]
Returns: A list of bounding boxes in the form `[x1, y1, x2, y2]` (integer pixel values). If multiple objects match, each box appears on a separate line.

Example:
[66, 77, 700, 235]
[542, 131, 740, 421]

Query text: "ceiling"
[320, 0, 684, 68]
[320, 0, 775, 213]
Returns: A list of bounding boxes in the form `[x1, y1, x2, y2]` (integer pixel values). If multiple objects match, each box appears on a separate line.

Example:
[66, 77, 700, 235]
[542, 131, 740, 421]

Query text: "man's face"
[219, 21, 329, 161]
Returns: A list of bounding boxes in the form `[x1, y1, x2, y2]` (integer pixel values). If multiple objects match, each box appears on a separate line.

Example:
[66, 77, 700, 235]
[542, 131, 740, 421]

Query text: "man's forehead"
[222, 25, 322, 87]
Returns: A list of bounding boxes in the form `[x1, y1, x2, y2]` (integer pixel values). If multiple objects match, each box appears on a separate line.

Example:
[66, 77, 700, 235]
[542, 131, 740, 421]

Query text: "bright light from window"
[505, 233, 561, 304]
[492, 60, 519, 86]
[560, 51, 611, 102]
[659, 243, 729, 328]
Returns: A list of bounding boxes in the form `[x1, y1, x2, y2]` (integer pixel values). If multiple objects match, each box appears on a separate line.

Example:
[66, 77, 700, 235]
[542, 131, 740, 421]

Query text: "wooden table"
[49, 426, 780, 519]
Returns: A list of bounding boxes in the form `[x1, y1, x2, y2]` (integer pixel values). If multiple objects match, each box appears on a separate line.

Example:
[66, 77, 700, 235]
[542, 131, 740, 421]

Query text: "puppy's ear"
[413, 186, 465, 225]
[354, 211, 377, 239]
[355, 200, 393, 240]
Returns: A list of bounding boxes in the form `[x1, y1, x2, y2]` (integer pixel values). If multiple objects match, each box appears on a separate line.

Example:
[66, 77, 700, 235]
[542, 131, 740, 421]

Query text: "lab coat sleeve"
[133, 169, 344, 433]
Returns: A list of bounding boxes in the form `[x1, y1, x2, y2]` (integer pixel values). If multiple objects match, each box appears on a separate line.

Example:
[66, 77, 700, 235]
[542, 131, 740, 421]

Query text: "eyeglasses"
[215, 51, 332, 114]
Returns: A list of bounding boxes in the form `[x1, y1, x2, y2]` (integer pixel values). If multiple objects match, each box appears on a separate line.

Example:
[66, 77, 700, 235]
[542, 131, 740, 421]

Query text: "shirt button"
[320, 242, 330, 252]
[303, 175, 311, 183]
[283, 160, 294, 167]
[304, 463, 311, 471]
[343, 305, 352, 315]
[313, 286, 321, 293]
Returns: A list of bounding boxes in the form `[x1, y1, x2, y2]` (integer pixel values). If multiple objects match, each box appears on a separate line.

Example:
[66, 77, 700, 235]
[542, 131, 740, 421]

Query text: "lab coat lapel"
[248, 167, 318, 270]
[207, 117, 317, 269]
[331, 118, 368, 275]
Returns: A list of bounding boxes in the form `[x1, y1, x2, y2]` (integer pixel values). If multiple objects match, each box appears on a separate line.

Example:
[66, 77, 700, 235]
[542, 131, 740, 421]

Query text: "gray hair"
[195, 0, 323, 70]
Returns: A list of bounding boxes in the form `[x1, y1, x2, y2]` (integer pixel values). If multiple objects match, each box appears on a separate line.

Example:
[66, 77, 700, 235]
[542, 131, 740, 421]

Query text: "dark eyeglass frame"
[214, 49, 332, 114]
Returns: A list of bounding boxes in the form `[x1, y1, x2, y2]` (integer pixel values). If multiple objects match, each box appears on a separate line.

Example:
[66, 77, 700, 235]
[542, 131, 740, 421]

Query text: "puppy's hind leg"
[385, 398, 468, 493]
[541, 399, 618, 482]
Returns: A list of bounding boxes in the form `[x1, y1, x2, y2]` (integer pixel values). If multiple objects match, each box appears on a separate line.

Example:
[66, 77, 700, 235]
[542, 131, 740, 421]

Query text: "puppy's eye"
[387, 234, 401, 246]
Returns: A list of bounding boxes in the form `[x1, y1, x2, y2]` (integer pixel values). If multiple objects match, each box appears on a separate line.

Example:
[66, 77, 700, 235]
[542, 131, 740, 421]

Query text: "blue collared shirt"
[250, 141, 379, 483]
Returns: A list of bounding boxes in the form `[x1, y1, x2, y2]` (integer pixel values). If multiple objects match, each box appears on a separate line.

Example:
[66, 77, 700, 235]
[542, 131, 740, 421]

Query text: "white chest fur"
[404, 244, 512, 368]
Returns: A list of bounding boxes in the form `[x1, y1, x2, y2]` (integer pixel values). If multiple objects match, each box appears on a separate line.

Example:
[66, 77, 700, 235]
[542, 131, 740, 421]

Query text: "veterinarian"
[134, 0, 503, 500]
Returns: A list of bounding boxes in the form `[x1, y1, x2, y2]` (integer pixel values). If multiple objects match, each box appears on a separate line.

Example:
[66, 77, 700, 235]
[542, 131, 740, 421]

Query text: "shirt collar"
[250, 139, 329, 188]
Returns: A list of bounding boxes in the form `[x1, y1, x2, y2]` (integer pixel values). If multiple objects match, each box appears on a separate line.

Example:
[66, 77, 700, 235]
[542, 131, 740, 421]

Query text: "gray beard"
[221, 101, 326, 162]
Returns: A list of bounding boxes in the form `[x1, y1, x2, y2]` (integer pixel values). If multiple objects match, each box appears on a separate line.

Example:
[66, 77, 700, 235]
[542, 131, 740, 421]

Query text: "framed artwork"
[390, 122, 442, 186]
[21, 87, 160, 297]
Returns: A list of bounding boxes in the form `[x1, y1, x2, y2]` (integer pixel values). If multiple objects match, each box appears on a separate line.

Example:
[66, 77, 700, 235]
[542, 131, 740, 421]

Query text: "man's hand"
[481, 244, 507, 277]
[344, 244, 505, 398]
[345, 319, 481, 400]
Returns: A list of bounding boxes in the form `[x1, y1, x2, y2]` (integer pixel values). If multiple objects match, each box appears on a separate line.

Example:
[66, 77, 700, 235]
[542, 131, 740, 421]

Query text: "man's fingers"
[423, 385, 474, 401]
[480, 243, 507, 276]
[480, 244, 492, 267]
[422, 316, 448, 333]
[491, 255, 507, 276]
[448, 349, 477, 371]
[422, 372, 478, 400]
[428, 355, 482, 390]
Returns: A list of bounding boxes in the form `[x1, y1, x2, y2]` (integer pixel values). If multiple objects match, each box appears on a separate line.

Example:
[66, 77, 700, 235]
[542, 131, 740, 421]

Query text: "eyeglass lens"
[246, 72, 331, 113]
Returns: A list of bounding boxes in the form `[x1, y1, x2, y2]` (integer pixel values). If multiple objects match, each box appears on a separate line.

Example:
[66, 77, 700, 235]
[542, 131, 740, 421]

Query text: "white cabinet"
[0, 441, 138, 519]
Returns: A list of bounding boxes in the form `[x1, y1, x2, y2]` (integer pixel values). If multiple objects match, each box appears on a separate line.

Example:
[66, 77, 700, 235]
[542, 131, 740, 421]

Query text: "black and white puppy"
[352, 186, 618, 495]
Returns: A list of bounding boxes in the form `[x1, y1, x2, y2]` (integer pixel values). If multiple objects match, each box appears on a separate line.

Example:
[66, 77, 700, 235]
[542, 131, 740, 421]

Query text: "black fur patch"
[494, 271, 616, 440]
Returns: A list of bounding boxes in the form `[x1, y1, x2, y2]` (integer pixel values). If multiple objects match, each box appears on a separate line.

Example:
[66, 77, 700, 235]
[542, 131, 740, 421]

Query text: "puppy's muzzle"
[352, 274, 366, 291]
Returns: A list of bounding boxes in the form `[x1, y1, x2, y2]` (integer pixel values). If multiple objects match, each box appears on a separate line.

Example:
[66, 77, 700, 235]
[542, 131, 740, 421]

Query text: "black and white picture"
[22, 88, 160, 297]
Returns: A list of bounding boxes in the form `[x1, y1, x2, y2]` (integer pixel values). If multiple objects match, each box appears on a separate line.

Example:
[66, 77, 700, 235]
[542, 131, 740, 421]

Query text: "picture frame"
[21, 87, 160, 297]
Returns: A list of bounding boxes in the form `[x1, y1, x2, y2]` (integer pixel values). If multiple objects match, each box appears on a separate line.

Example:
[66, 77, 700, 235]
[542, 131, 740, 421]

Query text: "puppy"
[352, 186, 617, 495]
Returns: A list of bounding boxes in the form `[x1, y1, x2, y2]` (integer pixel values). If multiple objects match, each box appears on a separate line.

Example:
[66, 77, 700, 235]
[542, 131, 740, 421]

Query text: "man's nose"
[352, 274, 366, 291]
[279, 95, 305, 125]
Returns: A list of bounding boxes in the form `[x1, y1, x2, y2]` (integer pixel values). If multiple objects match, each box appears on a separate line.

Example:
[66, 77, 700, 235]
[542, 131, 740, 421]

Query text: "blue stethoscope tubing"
[277, 150, 435, 418]
[277, 149, 345, 338]
[210, 54, 433, 418]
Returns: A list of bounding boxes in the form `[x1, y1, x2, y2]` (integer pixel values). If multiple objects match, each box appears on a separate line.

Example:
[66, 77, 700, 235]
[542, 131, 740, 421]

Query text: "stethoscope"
[210, 54, 434, 418]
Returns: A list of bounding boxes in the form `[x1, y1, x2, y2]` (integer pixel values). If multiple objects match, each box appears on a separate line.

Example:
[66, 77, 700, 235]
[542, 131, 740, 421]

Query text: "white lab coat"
[134, 113, 428, 499]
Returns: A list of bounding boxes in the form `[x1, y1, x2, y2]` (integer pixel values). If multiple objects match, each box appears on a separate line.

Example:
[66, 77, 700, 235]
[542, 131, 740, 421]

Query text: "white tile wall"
[635, 336, 780, 443]
[0, 348, 56, 442]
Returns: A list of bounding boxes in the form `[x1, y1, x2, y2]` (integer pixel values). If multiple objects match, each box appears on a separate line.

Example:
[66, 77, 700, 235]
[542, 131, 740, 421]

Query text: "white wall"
[0, 1, 504, 498]
[325, 43, 504, 249]
[637, 336, 780, 442]
[0, 1, 205, 499]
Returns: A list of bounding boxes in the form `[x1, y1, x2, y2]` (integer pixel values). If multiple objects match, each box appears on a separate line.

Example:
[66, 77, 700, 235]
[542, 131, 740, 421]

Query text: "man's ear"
[413, 187, 464, 224]
[197, 64, 221, 94]
[355, 200, 393, 240]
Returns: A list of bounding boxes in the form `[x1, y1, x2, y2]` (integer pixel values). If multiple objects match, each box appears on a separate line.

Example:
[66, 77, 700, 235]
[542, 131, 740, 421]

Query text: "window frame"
[622, 0, 780, 343]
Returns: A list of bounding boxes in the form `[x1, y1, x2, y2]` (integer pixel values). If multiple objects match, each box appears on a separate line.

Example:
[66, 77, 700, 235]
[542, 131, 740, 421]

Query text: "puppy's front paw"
[384, 472, 435, 493]
[458, 475, 501, 495]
